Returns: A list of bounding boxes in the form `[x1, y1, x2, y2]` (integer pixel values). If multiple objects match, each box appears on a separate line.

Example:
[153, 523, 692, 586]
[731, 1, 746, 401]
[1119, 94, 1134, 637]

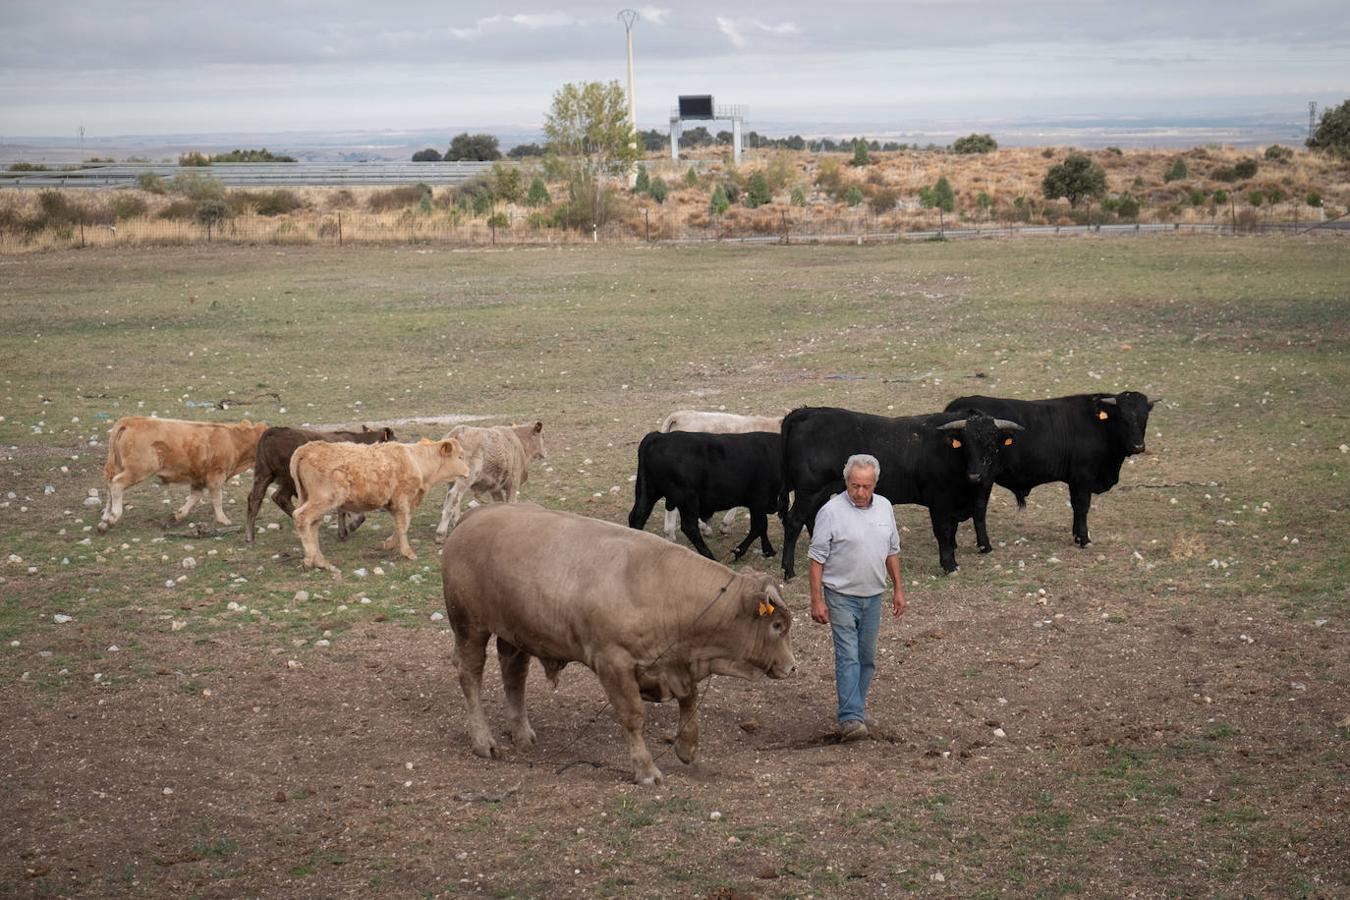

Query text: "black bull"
[777, 407, 1023, 578]
[944, 391, 1156, 548]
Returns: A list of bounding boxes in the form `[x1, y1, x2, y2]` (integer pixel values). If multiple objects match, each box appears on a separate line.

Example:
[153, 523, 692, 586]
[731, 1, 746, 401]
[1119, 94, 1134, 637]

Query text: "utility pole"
[1308, 101, 1317, 141]
[619, 10, 639, 186]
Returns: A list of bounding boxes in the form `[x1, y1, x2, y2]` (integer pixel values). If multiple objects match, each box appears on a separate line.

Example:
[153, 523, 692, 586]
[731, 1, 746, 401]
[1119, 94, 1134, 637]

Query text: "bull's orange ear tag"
[951, 439, 962, 449]
[758, 600, 775, 617]
[1097, 411, 1109, 420]
[1003, 437, 1014, 446]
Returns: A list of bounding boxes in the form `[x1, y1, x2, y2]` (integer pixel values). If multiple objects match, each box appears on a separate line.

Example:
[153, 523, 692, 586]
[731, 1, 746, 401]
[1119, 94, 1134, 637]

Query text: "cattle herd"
[93, 389, 1154, 783]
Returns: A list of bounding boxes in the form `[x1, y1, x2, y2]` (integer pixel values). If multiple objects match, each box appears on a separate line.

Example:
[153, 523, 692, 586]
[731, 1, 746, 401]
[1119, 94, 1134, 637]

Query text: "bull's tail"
[103, 420, 129, 481]
[289, 452, 310, 511]
[657, 411, 679, 433]
[628, 432, 657, 529]
[777, 408, 807, 522]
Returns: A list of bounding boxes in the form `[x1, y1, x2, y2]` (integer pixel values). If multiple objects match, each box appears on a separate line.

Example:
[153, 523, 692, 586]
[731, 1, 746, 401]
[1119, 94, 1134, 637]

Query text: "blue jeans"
[824, 587, 883, 725]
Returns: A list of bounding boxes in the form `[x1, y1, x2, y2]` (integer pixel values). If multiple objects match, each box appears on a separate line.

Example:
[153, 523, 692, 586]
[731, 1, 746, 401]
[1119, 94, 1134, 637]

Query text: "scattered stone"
[739, 718, 760, 733]
[274, 789, 287, 803]
[53, 614, 73, 624]
[993, 727, 1007, 738]
[709, 811, 723, 821]
[353, 568, 368, 578]
[373, 566, 385, 576]
[162, 787, 174, 796]
[293, 590, 310, 602]
[430, 611, 445, 622]
[930, 871, 946, 883]
[181, 556, 197, 569]
[287, 659, 303, 669]
[315, 639, 330, 648]
[171, 620, 187, 631]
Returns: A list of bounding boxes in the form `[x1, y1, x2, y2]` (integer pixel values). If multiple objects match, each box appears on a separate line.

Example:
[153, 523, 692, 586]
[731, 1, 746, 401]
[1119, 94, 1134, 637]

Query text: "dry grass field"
[2, 145, 1346, 251]
[1, 234, 1347, 897]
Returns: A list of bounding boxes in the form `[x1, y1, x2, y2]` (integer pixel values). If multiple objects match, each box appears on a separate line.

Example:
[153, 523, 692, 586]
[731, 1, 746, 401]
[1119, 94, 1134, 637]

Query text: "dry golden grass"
[1, 145, 1345, 251]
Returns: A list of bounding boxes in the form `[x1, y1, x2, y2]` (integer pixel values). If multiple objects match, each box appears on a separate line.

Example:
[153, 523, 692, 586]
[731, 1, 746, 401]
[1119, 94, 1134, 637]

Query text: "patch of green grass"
[1202, 807, 1265, 827]
[190, 836, 237, 859]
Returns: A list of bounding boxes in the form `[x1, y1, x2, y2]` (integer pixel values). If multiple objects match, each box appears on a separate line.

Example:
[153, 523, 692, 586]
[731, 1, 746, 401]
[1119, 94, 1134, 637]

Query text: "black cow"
[628, 430, 782, 561]
[943, 392, 1156, 548]
[245, 424, 396, 542]
[777, 407, 1023, 578]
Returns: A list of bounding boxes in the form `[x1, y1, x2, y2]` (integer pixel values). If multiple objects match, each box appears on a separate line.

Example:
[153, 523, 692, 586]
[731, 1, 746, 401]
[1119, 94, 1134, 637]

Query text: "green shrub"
[633, 164, 650, 194]
[1212, 189, 1229, 205]
[1246, 190, 1264, 207]
[1212, 166, 1238, 183]
[210, 148, 296, 163]
[411, 148, 442, 162]
[109, 194, 149, 220]
[195, 198, 231, 228]
[1264, 144, 1293, 162]
[952, 133, 997, 154]
[844, 185, 864, 207]
[526, 176, 551, 207]
[851, 140, 870, 167]
[170, 171, 225, 201]
[368, 183, 433, 213]
[1265, 188, 1285, 205]
[648, 177, 668, 204]
[709, 184, 730, 215]
[1233, 158, 1259, 179]
[158, 198, 199, 219]
[1116, 193, 1140, 219]
[136, 172, 166, 194]
[1103, 146, 1123, 155]
[1163, 157, 1188, 182]
[7, 162, 48, 172]
[685, 166, 699, 187]
[1189, 189, 1207, 206]
[178, 152, 211, 167]
[790, 186, 806, 207]
[1306, 191, 1322, 207]
[234, 189, 305, 216]
[486, 212, 509, 228]
[744, 172, 772, 207]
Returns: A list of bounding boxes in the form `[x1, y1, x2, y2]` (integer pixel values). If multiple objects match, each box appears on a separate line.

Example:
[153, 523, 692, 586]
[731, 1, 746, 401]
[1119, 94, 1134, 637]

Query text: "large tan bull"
[290, 438, 468, 570]
[441, 504, 796, 784]
[97, 417, 268, 533]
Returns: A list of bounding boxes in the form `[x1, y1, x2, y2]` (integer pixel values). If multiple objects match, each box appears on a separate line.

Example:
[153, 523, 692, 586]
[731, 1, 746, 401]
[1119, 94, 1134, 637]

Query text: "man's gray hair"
[842, 454, 880, 482]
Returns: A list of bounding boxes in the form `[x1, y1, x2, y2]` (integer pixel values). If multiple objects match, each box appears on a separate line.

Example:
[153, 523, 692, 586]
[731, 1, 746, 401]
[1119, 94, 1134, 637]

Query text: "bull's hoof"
[1075, 536, 1092, 548]
[634, 767, 664, 786]
[978, 544, 993, 554]
[471, 738, 500, 760]
[941, 565, 959, 575]
[761, 547, 777, 559]
[510, 725, 537, 749]
[674, 741, 698, 766]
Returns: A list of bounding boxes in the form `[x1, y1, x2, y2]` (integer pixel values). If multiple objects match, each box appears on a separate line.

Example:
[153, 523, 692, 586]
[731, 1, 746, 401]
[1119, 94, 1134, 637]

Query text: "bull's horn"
[1100, 396, 1118, 405]
[994, 418, 1024, 432]
[939, 419, 967, 431]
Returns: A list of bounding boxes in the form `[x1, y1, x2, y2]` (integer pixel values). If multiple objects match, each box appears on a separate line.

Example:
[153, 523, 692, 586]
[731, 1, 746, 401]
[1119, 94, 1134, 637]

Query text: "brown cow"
[244, 425, 396, 543]
[433, 421, 546, 541]
[97, 417, 268, 533]
[290, 438, 469, 570]
[442, 504, 796, 784]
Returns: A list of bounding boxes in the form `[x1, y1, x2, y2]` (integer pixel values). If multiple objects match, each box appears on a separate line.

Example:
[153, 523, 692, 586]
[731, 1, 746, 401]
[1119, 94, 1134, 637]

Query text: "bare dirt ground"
[1, 238, 1346, 897]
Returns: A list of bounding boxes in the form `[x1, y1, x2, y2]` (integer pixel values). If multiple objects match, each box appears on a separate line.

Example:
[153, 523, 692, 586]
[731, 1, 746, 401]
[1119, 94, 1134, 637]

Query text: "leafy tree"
[790, 186, 806, 207]
[211, 148, 296, 162]
[917, 185, 936, 208]
[1264, 144, 1293, 162]
[507, 143, 546, 158]
[844, 185, 864, 207]
[633, 163, 650, 194]
[486, 212, 509, 229]
[745, 172, 772, 207]
[975, 191, 993, 219]
[446, 133, 501, 161]
[933, 176, 955, 231]
[1042, 154, 1107, 207]
[1233, 158, 1258, 180]
[851, 140, 870, 167]
[685, 166, 699, 187]
[1306, 98, 1350, 159]
[1212, 189, 1229, 206]
[195, 198, 230, 234]
[953, 133, 997, 154]
[814, 158, 844, 197]
[526, 176, 551, 207]
[543, 80, 640, 230]
[1163, 157, 1188, 182]
[637, 129, 667, 152]
[1189, 189, 1207, 206]
[1306, 191, 1322, 207]
[709, 183, 730, 215]
[647, 177, 668, 204]
[490, 162, 524, 205]
[715, 130, 733, 145]
[1116, 193, 1140, 219]
[412, 148, 442, 162]
[1266, 187, 1285, 205]
[1246, 190, 1264, 207]
[679, 126, 714, 148]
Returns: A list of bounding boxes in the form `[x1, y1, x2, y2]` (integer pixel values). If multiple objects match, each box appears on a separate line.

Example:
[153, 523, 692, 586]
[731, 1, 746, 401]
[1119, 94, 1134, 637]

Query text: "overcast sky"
[2, 1, 1346, 137]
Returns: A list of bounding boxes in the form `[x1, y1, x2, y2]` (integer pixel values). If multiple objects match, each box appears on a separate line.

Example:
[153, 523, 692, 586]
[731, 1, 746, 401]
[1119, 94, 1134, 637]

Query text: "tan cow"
[433, 421, 546, 540]
[97, 417, 268, 533]
[442, 504, 796, 785]
[659, 409, 784, 541]
[290, 438, 469, 570]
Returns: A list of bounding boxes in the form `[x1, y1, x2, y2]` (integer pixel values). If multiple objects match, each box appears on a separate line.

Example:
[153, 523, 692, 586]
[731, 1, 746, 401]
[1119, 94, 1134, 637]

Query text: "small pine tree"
[648, 177, 668, 204]
[1306, 191, 1322, 207]
[844, 185, 864, 207]
[1212, 189, 1229, 206]
[975, 191, 993, 220]
[526, 176, 551, 207]
[634, 164, 650, 194]
[1163, 157, 1188, 182]
[1246, 190, 1264, 207]
[709, 183, 730, 215]
[933, 176, 955, 232]
[745, 172, 772, 208]
[851, 140, 870, 167]
[790, 186, 806, 207]
[685, 166, 699, 187]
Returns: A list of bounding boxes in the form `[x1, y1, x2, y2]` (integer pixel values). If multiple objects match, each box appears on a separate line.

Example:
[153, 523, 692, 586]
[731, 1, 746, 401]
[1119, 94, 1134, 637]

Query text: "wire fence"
[0, 208, 1342, 254]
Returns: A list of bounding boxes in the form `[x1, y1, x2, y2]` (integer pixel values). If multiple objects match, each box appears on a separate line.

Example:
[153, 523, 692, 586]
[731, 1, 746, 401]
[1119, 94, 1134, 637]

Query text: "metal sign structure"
[670, 96, 747, 164]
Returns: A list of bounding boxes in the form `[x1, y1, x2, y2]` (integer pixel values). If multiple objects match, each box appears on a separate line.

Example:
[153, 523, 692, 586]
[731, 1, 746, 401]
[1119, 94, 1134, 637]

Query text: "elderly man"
[808, 453, 906, 741]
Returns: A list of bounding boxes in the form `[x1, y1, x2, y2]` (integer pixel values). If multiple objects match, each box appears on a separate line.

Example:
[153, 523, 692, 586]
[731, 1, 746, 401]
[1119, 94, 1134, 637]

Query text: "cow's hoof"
[761, 548, 777, 559]
[95, 521, 109, 533]
[978, 544, 993, 554]
[674, 741, 698, 766]
[730, 549, 747, 561]
[1075, 537, 1092, 548]
[471, 738, 500, 760]
[510, 726, 537, 749]
[941, 566, 959, 576]
[433, 530, 447, 543]
[634, 768, 664, 786]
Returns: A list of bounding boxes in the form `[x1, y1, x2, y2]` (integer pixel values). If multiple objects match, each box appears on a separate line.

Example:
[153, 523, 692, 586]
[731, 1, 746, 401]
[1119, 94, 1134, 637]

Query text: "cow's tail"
[103, 420, 128, 481]
[657, 411, 678, 433]
[777, 409, 804, 522]
[289, 451, 310, 511]
[628, 433, 656, 528]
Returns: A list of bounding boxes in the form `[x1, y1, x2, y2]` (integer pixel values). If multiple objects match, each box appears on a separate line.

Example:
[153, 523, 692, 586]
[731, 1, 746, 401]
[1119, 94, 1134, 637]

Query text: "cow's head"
[362, 425, 397, 442]
[1097, 391, 1156, 455]
[524, 421, 547, 460]
[714, 573, 796, 681]
[939, 412, 1024, 484]
[434, 437, 471, 481]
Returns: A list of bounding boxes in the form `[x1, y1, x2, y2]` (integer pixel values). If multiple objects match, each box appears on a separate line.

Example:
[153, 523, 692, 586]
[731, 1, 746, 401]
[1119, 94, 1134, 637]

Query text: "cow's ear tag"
[758, 600, 775, 617]
[950, 439, 962, 449]
[1003, 437, 1014, 446]
[1097, 410, 1109, 420]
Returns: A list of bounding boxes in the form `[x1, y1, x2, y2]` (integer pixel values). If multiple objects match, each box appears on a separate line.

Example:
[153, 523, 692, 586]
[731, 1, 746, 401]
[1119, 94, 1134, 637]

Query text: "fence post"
[79, 217, 86, 249]
[644, 208, 650, 242]
[337, 212, 343, 247]
[781, 210, 789, 245]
